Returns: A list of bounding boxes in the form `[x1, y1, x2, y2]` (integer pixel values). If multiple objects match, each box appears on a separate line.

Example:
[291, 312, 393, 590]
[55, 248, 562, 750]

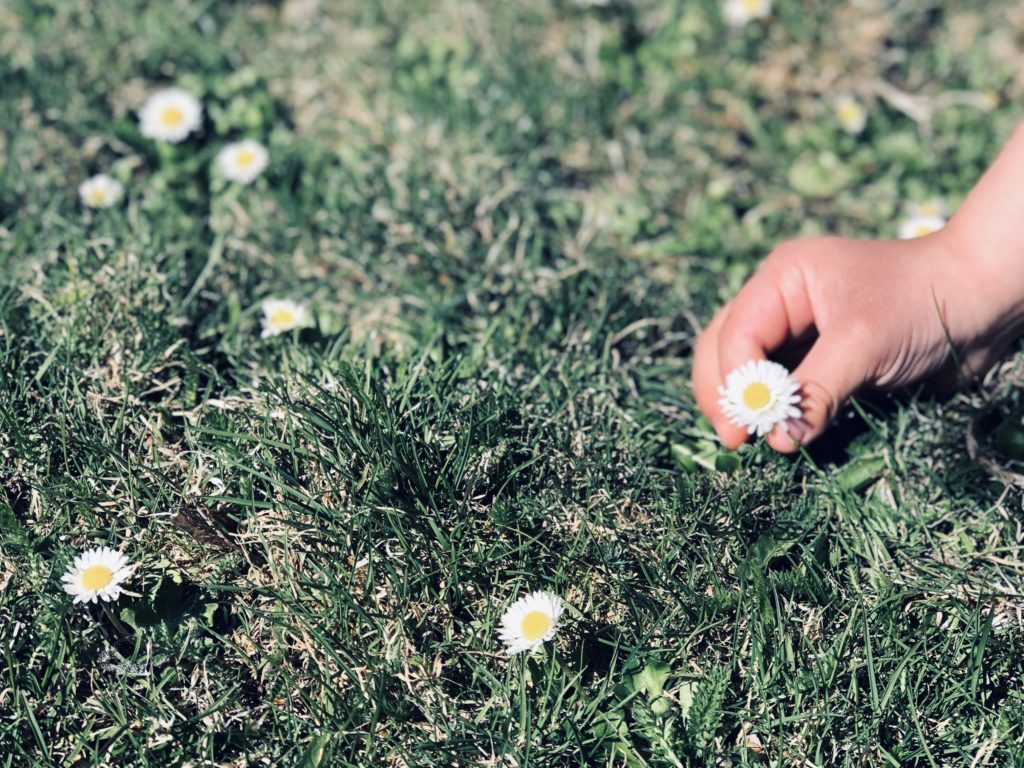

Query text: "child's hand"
[692, 231, 1023, 453]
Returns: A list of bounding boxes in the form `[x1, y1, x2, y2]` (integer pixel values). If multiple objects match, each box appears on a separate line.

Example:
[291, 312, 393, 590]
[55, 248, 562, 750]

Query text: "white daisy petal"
[78, 174, 124, 209]
[718, 360, 802, 438]
[898, 214, 945, 240]
[723, 0, 772, 27]
[61, 547, 133, 607]
[260, 298, 312, 338]
[139, 88, 203, 143]
[216, 140, 269, 185]
[497, 590, 564, 654]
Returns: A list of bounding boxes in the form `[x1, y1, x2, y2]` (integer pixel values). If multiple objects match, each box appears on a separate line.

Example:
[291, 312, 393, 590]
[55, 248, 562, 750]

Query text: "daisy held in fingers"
[498, 590, 563, 655]
[62, 547, 133, 604]
[216, 139, 269, 185]
[78, 174, 123, 209]
[718, 360, 801, 437]
[139, 88, 202, 143]
[260, 298, 311, 338]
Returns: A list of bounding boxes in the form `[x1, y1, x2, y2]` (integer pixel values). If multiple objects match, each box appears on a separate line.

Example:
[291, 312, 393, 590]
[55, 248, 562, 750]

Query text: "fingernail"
[783, 418, 810, 444]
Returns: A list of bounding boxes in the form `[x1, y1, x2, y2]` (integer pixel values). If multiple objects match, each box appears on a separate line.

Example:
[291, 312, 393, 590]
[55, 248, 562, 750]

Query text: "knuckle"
[800, 378, 841, 423]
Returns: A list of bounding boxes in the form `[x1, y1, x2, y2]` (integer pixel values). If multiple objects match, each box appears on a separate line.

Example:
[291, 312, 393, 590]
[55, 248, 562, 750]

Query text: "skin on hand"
[694, 121, 1024, 454]
[692, 230, 1024, 453]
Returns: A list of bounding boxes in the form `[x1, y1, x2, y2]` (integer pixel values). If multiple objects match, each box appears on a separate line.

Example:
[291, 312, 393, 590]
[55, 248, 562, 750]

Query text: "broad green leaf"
[835, 456, 886, 491]
[650, 696, 673, 716]
[632, 661, 671, 698]
[300, 734, 334, 767]
[714, 453, 740, 473]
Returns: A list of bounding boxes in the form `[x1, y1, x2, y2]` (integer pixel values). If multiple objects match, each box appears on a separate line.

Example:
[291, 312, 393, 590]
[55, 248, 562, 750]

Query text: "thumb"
[766, 329, 868, 453]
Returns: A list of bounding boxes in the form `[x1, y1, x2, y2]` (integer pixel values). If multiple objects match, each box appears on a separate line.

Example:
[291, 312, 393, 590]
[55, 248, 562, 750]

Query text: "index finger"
[692, 304, 754, 449]
[716, 257, 815, 381]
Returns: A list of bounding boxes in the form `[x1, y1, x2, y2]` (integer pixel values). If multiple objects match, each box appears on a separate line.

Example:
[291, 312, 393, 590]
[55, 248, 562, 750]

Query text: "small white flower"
[723, 0, 772, 26]
[78, 174, 124, 209]
[61, 547, 133, 605]
[260, 298, 312, 338]
[898, 215, 946, 240]
[718, 360, 802, 437]
[139, 88, 202, 143]
[834, 94, 867, 135]
[498, 590, 564, 655]
[216, 140, 269, 185]
[904, 198, 948, 219]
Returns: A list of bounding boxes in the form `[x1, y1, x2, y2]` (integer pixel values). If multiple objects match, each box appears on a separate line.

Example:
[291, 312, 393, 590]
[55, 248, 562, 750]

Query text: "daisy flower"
[78, 174, 124, 209]
[723, 0, 771, 27]
[498, 590, 564, 655]
[904, 198, 948, 219]
[718, 359, 802, 437]
[898, 215, 945, 240]
[61, 547, 133, 604]
[260, 298, 312, 338]
[139, 88, 203, 143]
[216, 139, 269, 185]
[834, 94, 867, 135]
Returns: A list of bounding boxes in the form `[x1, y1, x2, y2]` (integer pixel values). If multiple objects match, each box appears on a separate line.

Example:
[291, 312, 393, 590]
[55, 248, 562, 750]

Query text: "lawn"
[2, 0, 1024, 765]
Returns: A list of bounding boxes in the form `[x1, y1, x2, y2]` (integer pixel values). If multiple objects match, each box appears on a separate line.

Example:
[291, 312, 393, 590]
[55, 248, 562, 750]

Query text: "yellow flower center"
[837, 102, 862, 125]
[742, 381, 772, 410]
[234, 149, 256, 168]
[81, 565, 113, 591]
[520, 610, 552, 641]
[914, 224, 937, 237]
[741, 0, 762, 12]
[160, 106, 185, 127]
[270, 308, 296, 328]
[86, 188, 108, 206]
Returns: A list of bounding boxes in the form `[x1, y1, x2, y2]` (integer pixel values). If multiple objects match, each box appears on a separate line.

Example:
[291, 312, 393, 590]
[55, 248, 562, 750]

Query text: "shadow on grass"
[571, 621, 625, 686]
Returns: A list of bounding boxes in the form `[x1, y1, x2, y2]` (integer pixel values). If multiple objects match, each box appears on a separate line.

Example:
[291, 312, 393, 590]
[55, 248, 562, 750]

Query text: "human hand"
[692, 231, 1023, 453]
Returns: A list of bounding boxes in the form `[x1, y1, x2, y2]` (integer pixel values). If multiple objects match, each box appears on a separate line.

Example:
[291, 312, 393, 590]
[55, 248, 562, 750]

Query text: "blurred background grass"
[2, 0, 1024, 765]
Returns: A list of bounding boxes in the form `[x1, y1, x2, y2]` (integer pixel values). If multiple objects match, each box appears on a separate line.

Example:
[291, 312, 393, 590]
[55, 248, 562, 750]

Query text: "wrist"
[938, 119, 1024, 335]
[934, 218, 1024, 338]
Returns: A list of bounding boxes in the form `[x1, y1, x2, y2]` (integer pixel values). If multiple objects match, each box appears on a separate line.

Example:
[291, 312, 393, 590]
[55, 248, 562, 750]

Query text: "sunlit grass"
[2, 0, 1024, 765]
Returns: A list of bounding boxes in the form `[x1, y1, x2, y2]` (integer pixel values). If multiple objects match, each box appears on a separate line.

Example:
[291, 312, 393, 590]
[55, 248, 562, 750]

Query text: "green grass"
[3, 0, 1024, 765]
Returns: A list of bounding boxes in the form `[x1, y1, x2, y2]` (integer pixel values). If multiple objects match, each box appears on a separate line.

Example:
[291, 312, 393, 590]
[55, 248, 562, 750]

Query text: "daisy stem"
[156, 141, 176, 170]
[518, 657, 529, 746]
[100, 601, 132, 637]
